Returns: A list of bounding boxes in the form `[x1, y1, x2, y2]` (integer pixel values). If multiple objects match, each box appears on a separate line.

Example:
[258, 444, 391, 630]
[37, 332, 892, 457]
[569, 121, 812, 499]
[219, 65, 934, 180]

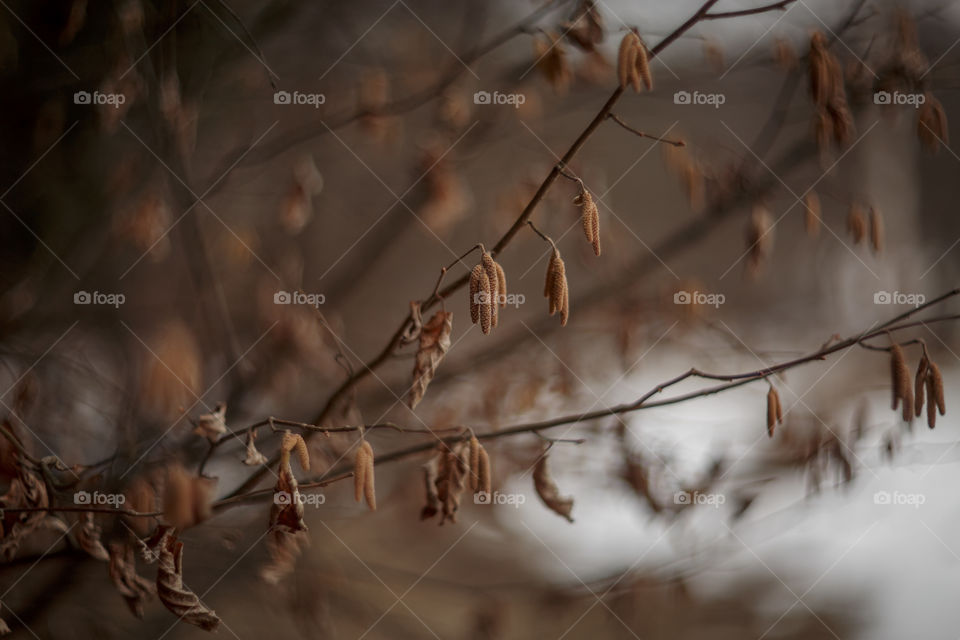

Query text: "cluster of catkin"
[574, 186, 601, 256]
[846, 203, 884, 254]
[544, 247, 570, 325]
[421, 436, 491, 524]
[617, 30, 652, 92]
[808, 31, 854, 150]
[469, 249, 507, 335]
[889, 344, 947, 428]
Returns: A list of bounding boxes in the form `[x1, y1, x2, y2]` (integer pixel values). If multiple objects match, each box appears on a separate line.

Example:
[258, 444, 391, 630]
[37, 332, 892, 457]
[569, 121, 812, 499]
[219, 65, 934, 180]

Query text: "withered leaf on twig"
[533, 455, 574, 522]
[156, 533, 221, 631]
[408, 310, 453, 409]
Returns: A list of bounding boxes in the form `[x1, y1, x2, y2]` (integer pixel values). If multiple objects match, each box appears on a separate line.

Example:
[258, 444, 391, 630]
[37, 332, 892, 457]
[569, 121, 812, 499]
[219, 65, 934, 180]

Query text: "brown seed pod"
[926, 375, 938, 429]
[617, 32, 640, 89]
[928, 360, 945, 416]
[847, 204, 867, 244]
[915, 355, 929, 418]
[889, 344, 913, 421]
[469, 436, 481, 491]
[869, 207, 884, 254]
[574, 188, 601, 256]
[634, 37, 653, 91]
[481, 251, 500, 326]
[804, 192, 821, 238]
[495, 261, 507, 309]
[766, 386, 782, 437]
[469, 263, 484, 325]
[470, 264, 493, 334]
[477, 448, 492, 497]
[544, 248, 569, 326]
[281, 431, 310, 471]
[353, 441, 376, 511]
[808, 32, 831, 106]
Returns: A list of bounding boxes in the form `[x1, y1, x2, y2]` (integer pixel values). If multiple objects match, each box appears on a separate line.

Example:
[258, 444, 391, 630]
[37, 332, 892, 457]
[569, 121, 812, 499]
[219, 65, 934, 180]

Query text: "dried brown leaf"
[156, 534, 221, 631]
[408, 311, 453, 409]
[533, 455, 574, 522]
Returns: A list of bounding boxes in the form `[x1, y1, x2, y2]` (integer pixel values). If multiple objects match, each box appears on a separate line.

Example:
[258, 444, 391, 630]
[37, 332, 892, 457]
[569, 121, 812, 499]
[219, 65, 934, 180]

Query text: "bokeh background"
[1, 0, 960, 638]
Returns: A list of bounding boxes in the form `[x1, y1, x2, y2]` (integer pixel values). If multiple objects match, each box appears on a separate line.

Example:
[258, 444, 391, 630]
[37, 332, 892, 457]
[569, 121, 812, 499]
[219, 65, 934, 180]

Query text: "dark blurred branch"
[703, 0, 794, 19]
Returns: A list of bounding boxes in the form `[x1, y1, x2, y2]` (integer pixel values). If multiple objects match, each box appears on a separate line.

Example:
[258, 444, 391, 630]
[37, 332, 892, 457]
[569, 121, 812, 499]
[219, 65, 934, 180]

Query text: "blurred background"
[1, 0, 960, 637]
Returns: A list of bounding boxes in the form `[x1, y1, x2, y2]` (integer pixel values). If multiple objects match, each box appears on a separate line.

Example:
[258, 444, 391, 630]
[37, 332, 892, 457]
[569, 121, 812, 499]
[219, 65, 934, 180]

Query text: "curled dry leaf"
[533, 455, 574, 522]
[409, 311, 453, 410]
[562, 0, 604, 51]
[242, 428, 268, 466]
[108, 542, 156, 618]
[156, 534, 221, 631]
[75, 512, 109, 561]
[435, 443, 469, 524]
[193, 402, 226, 443]
[353, 441, 376, 511]
[0, 464, 51, 560]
